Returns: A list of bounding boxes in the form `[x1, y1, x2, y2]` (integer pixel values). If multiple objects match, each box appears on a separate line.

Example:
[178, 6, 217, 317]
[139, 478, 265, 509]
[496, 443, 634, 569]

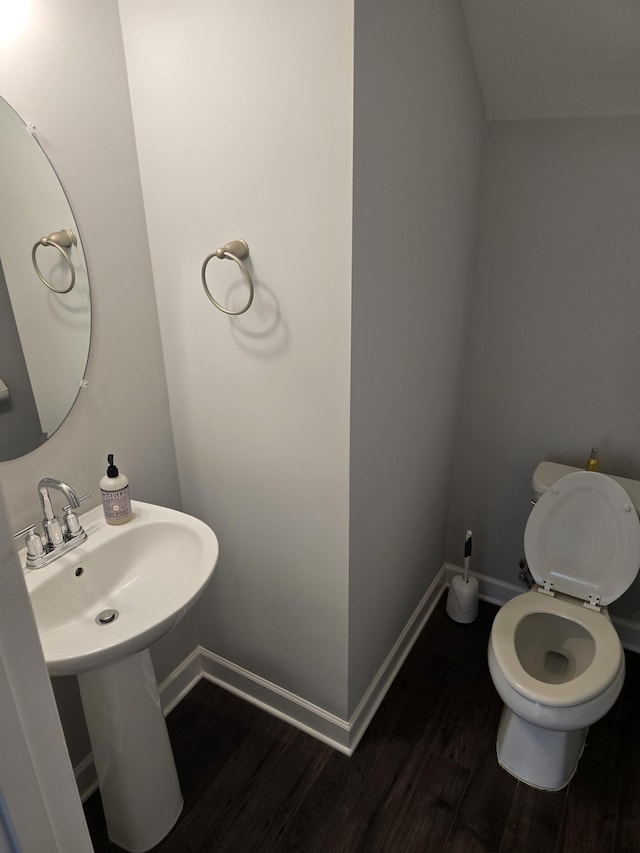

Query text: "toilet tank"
[532, 461, 640, 515]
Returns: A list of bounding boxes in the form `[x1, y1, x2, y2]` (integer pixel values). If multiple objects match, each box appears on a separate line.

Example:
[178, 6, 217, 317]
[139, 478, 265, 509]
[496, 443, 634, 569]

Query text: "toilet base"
[496, 706, 587, 791]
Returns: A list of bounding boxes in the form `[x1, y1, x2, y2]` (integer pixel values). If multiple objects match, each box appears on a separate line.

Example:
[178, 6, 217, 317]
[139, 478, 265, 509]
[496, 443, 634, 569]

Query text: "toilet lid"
[524, 471, 640, 605]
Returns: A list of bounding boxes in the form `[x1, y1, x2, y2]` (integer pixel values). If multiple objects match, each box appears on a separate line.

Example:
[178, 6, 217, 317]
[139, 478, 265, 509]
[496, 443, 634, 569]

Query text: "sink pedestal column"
[78, 648, 183, 852]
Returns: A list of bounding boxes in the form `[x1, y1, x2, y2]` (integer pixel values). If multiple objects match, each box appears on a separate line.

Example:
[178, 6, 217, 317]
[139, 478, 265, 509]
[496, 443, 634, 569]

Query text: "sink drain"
[96, 609, 119, 625]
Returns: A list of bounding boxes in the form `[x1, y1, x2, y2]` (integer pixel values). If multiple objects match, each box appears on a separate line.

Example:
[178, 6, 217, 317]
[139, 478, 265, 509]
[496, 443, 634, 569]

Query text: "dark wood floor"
[84, 594, 640, 852]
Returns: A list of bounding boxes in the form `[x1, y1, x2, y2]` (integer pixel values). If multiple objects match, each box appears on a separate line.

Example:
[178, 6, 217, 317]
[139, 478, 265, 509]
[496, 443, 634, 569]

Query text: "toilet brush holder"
[446, 575, 479, 624]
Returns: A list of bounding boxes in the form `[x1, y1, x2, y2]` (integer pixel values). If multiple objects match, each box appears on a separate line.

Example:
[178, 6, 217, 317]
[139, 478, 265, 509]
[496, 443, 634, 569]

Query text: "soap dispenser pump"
[100, 454, 132, 524]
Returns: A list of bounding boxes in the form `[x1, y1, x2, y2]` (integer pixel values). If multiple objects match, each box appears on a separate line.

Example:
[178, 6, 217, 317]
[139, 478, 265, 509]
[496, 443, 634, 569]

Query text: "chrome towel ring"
[31, 229, 77, 294]
[201, 238, 254, 315]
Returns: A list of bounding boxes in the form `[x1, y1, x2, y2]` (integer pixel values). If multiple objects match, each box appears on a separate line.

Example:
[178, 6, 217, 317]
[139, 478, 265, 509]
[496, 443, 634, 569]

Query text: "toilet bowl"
[488, 467, 640, 790]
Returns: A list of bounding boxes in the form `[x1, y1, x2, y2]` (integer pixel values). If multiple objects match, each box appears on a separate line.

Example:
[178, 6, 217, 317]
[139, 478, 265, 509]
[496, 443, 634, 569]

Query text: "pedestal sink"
[22, 500, 219, 852]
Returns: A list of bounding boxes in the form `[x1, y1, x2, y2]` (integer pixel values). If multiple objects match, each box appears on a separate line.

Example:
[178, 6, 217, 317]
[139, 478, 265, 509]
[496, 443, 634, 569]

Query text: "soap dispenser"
[100, 454, 132, 524]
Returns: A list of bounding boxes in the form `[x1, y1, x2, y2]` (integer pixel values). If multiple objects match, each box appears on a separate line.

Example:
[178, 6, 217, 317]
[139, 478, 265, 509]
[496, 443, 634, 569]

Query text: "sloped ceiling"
[460, 0, 640, 120]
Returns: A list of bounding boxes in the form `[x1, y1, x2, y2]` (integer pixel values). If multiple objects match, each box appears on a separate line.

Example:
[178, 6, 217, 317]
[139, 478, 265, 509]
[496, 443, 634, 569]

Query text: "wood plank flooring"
[84, 595, 640, 852]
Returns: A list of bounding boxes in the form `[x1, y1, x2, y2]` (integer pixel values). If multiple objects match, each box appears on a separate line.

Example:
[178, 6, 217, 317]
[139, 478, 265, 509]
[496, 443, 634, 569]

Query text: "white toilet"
[488, 462, 640, 790]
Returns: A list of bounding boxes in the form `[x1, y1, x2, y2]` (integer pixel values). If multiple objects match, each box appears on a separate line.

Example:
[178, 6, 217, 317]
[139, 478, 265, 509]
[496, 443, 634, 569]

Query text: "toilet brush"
[446, 530, 479, 623]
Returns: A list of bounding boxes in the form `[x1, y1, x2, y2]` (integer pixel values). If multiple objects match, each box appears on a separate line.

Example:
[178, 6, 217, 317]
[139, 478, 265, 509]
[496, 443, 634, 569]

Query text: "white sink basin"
[23, 500, 219, 676]
[21, 498, 219, 850]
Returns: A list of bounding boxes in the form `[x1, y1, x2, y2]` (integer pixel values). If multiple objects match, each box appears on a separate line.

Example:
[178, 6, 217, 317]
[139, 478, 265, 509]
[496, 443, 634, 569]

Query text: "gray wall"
[120, 0, 487, 723]
[349, 0, 486, 714]
[119, 0, 354, 720]
[0, 0, 184, 767]
[447, 116, 640, 622]
[6, 2, 640, 790]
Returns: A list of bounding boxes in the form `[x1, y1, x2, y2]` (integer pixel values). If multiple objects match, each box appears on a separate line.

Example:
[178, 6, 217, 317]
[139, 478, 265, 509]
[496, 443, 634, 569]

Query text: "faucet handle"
[14, 523, 37, 539]
[14, 524, 45, 558]
[63, 493, 91, 539]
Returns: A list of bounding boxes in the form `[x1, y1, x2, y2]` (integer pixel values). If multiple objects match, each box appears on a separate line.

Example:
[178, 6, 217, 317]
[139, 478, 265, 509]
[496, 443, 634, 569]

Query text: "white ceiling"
[460, 0, 640, 120]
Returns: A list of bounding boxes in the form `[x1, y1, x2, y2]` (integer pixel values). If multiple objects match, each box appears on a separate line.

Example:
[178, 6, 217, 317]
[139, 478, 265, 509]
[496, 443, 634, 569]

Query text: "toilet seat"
[490, 591, 622, 707]
[524, 471, 640, 605]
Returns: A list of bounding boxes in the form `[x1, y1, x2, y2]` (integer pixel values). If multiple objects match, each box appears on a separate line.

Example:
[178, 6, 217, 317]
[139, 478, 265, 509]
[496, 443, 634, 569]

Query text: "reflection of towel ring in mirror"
[32, 229, 77, 294]
[201, 238, 254, 315]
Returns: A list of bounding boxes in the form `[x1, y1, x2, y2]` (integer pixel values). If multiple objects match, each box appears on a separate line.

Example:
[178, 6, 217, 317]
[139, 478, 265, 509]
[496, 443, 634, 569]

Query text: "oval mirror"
[0, 96, 91, 461]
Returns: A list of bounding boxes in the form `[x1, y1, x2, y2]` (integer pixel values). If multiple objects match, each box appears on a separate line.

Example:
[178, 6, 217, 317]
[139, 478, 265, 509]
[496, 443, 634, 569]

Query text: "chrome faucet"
[16, 478, 90, 569]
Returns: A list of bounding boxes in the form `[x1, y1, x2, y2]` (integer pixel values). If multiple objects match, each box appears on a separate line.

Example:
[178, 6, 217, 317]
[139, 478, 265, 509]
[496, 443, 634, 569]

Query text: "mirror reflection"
[0, 96, 90, 461]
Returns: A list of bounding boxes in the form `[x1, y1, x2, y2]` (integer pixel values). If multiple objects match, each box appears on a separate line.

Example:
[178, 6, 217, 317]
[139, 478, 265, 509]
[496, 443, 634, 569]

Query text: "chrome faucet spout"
[38, 477, 81, 513]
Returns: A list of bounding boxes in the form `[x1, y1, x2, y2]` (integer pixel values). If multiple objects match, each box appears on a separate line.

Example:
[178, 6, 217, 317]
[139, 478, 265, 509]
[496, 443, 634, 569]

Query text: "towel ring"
[32, 229, 77, 294]
[201, 238, 254, 315]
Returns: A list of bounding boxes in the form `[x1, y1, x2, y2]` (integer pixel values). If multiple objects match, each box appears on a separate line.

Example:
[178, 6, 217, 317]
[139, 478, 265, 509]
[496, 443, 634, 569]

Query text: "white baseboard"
[74, 549, 640, 803]
[444, 562, 640, 654]
[158, 646, 203, 715]
[74, 563, 640, 801]
[200, 563, 448, 756]
[75, 565, 448, 798]
[199, 651, 352, 754]
[603, 615, 640, 655]
[347, 565, 447, 752]
[74, 753, 99, 803]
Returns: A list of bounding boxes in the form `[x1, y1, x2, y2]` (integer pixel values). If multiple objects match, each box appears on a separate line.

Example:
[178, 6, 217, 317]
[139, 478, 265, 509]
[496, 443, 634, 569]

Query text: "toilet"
[488, 463, 640, 790]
